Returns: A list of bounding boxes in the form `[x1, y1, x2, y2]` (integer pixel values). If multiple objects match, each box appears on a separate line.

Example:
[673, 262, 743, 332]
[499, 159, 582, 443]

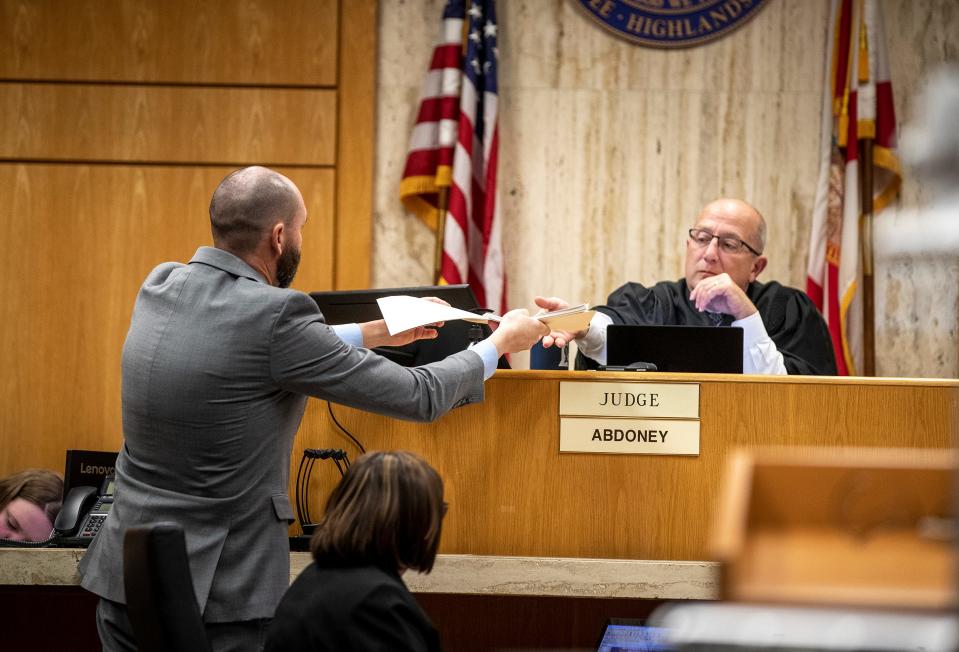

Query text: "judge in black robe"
[589, 278, 836, 375]
[537, 198, 837, 376]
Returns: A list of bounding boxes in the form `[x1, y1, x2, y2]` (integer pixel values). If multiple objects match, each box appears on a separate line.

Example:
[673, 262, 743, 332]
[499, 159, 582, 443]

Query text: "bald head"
[699, 198, 767, 253]
[210, 166, 303, 254]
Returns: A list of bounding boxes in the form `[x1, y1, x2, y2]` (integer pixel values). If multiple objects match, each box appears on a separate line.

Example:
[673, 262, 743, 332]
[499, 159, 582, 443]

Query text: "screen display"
[97, 502, 113, 514]
[102, 477, 115, 497]
[597, 624, 671, 651]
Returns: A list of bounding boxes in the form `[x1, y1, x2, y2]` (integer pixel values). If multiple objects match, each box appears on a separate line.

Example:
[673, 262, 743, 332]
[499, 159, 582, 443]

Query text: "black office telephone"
[0, 475, 111, 548]
[51, 474, 116, 546]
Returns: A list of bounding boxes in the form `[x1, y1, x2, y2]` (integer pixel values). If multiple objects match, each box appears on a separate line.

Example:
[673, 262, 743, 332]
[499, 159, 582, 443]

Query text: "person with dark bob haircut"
[0, 469, 63, 542]
[264, 451, 445, 651]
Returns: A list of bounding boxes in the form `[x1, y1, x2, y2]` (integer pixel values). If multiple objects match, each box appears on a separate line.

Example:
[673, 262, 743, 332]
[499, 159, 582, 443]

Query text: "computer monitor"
[606, 324, 743, 373]
[63, 449, 119, 496]
[309, 284, 508, 368]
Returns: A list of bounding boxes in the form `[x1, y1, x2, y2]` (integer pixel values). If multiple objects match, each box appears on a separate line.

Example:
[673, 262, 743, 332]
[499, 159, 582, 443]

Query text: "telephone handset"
[51, 474, 116, 546]
[53, 486, 98, 536]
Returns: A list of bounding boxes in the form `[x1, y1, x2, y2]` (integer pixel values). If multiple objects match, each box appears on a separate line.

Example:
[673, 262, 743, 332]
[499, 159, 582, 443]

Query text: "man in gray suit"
[79, 166, 547, 651]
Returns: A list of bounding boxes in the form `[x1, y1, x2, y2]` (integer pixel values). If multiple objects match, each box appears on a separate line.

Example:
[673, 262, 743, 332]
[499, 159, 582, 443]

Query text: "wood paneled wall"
[0, 0, 375, 477]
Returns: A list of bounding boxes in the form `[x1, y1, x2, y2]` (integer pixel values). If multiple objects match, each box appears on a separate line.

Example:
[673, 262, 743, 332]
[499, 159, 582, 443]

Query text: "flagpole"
[433, 187, 448, 285]
[860, 136, 875, 376]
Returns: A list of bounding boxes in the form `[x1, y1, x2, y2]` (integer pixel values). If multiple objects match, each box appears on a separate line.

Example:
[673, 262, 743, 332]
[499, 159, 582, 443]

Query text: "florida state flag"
[806, 0, 901, 375]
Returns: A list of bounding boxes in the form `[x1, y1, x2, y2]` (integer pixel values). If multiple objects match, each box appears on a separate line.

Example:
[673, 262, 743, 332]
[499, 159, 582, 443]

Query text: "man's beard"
[276, 245, 301, 288]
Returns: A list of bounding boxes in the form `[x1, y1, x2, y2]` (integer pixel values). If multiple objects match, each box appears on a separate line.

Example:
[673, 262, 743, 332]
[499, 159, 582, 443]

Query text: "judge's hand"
[359, 297, 448, 348]
[534, 296, 587, 349]
[489, 309, 549, 357]
[688, 274, 757, 321]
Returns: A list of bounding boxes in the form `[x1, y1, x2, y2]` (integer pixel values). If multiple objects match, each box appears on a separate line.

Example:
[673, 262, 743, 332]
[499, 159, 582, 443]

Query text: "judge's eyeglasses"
[688, 228, 762, 256]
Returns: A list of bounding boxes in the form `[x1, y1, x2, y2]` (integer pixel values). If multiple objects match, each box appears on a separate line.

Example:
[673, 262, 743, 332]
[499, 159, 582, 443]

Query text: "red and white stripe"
[400, 2, 505, 315]
[806, 0, 900, 375]
[441, 75, 504, 313]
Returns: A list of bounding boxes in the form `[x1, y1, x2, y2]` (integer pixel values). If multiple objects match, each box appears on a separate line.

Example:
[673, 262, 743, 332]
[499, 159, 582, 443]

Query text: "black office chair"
[123, 522, 212, 652]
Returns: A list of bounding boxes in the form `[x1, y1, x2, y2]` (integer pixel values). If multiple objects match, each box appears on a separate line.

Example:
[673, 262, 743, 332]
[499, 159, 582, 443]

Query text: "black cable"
[302, 454, 315, 525]
[300, 450, 320, 527]
[295, 453, 308, 527]
[304, 455, 317, 524]
[0, 536, 55, 548]
[327, 401, 366, 453]
[297, 448, 352, 527]
[300, 456, 309, 525]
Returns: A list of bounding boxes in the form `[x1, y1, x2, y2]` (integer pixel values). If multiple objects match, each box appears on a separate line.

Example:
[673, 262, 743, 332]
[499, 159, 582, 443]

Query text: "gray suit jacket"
[79, 247, 484, 622]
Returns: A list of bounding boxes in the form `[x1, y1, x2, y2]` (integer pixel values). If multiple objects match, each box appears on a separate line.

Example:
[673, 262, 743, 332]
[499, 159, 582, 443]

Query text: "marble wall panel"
[876, 0, 959, 378]
[374, 0, 959, 377]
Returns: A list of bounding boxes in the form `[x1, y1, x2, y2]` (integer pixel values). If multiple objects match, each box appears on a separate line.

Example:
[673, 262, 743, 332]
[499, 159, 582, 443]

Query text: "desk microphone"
[304, 448, 348, 461]
[466, 307, 492, 347]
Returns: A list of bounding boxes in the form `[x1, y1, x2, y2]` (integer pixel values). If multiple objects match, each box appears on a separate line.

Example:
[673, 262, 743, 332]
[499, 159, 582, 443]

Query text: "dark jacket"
[264, 560, 440, 652]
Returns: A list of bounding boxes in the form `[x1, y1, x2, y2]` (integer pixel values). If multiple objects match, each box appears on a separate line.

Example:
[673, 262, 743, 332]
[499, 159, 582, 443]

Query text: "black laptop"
[606, 324, 743, 373]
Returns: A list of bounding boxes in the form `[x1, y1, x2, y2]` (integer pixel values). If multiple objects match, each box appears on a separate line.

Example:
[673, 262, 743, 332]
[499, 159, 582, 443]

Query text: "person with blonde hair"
[265, 451, 446, 652]
[0, 468, 63, 542]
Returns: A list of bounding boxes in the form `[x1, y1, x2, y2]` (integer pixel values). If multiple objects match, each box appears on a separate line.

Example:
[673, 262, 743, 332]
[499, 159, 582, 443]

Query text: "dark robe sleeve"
[595, 281, 683, 326]
[597, 280, 724, 327]
[581, 280, 837, 376]
[576, 281, 693, 369]
[750, 282, 838, 376]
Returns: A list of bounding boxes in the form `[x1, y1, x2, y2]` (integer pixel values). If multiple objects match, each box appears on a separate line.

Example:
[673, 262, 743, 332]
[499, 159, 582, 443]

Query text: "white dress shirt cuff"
[331, 323, 363, 348]
[731, 312, 787, 375]
[468, 339, 500, 380]
[576, 312, 613, 366]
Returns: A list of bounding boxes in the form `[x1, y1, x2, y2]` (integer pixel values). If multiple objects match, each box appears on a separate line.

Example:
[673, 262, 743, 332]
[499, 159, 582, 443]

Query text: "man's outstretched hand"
[534, 296, 588, 349]
[489, 309, 550, 356]
[359, 297, 448, 349]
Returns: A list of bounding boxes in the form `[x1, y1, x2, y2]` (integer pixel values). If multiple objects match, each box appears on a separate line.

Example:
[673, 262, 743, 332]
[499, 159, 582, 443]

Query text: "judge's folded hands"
[534, 296, 585, 349]
[686, 272, 757, 320]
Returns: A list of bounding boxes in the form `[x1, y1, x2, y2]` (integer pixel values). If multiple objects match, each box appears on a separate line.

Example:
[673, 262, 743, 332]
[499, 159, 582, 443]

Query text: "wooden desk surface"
[295, 371, 958, 561]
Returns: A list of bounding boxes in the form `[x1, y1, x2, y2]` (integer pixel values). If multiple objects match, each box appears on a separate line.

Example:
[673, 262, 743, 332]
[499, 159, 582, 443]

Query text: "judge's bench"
[2, 370, 956, 650]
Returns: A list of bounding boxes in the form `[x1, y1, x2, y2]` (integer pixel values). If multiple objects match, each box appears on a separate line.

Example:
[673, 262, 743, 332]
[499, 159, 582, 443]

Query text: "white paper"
[376, 295, 594, 337]
[376, 295, 492, 336]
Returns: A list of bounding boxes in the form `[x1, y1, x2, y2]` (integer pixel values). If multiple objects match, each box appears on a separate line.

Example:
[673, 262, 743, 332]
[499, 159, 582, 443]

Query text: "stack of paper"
[531, 304, 593, 332]
[375, 295, 594, 336]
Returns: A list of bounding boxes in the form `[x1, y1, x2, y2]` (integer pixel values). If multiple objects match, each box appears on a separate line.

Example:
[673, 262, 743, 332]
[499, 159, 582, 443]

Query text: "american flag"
[806, 0, 900, 375]
[400, 0, 505, 314]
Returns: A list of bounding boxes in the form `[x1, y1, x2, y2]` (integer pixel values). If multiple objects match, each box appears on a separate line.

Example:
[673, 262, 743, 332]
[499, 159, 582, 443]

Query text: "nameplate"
[560, 418, 700, 456]
[559, 381, 699, 418]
